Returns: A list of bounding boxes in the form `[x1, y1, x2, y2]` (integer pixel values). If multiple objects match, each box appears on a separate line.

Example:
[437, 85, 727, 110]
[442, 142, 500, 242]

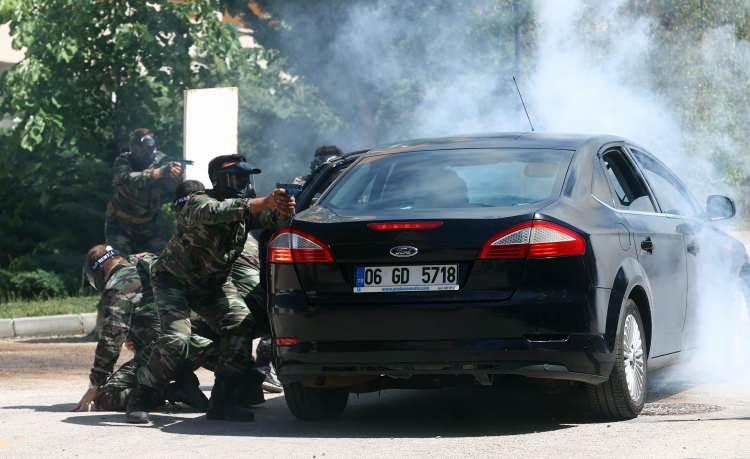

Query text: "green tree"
[0, 0, 327, 292]
[625, 0, 750, 212]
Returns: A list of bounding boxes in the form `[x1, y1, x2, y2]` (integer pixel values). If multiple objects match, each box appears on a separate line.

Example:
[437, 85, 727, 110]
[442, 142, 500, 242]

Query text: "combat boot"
[166, 370, 209, 412]
[206, 373, 255, 422]
[126, 384, 159, 424]
[236, 368, 266, 406]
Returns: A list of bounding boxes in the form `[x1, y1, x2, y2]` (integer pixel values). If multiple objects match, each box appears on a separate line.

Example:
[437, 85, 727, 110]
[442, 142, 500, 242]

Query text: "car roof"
[363, 132, 626, 156]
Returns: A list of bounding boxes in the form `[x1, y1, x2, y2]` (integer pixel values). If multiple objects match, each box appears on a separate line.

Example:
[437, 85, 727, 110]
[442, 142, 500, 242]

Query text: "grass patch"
[0, 296, 98, 319]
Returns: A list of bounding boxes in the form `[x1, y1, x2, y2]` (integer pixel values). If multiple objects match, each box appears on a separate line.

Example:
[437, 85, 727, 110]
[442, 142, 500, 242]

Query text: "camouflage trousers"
[95, 360, 143, 411]
[230, 260, 268, 336]
[105, 215, 166, 256]
[96, 319, 220, 411]
[137, 269, 256, 389]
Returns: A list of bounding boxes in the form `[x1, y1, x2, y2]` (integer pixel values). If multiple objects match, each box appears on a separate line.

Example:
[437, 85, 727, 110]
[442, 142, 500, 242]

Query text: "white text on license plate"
[354, 265, 459, 293]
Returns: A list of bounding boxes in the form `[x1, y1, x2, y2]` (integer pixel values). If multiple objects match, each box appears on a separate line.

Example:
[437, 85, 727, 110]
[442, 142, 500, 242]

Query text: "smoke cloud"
[258, 0, 750, 384]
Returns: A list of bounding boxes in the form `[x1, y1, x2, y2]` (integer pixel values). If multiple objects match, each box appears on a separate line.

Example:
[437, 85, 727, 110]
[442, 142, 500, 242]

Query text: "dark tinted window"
[321, 148, 573, 212]
[630, 148, 698, 216]
[601, 150, 655, 212]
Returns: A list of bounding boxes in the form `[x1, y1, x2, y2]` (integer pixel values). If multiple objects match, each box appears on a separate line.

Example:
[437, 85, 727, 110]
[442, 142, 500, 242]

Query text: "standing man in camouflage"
[72, 244, 207, 412]
[127, 154, 294, 424]
[105, 128, 184, 255]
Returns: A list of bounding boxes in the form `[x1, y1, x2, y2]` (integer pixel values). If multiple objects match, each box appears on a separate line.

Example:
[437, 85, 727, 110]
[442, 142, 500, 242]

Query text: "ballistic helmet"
[83, 244, 121, 291]
[208, 154, 261, 199]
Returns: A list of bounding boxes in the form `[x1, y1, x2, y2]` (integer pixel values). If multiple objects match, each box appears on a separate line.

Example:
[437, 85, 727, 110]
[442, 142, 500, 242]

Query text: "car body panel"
[269, 133, 747, 388]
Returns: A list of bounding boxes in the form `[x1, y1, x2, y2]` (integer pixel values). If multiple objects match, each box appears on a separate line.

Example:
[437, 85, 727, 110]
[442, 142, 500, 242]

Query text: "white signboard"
[183, 87, 239, 187]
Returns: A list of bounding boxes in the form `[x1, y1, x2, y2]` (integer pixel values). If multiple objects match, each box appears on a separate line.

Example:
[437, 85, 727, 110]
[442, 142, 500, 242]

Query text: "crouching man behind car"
[73, 245, 207, 413]
[127, 154, 294, 424]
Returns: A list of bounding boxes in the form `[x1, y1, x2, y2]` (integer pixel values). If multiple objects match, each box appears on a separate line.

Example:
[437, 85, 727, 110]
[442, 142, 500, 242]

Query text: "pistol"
[277, 182, 303, 198]
[177, 159, 194, 166]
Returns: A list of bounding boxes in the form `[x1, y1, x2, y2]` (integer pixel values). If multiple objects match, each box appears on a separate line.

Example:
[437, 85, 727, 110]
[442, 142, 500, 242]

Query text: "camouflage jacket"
[89, 254, 160, 387]
[154, 191, 281, 286]
[107, 150, 179, 223]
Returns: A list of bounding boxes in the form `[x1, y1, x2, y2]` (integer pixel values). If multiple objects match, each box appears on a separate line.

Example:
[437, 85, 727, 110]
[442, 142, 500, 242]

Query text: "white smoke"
[313, 0, 750, 386]
[516, 0, 750, 385]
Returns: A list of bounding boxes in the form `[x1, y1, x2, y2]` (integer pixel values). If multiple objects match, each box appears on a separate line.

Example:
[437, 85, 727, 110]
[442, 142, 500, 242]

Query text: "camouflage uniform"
[105, 150, 180, 255]
[91, 254, 161, 411]
[93, 254, 219, 411]
[137, 191, 281, 390]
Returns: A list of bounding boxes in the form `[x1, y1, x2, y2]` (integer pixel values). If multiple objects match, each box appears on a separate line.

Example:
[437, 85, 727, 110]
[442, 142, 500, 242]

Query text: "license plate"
[354, 265, 459, 293]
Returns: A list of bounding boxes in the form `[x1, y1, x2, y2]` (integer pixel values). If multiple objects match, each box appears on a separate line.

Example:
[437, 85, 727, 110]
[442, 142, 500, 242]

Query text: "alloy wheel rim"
[622, 313, 645, 402]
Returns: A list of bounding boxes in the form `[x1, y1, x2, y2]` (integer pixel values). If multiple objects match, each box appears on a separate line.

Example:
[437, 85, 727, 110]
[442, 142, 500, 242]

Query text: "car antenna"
[513, 76, 535, 132]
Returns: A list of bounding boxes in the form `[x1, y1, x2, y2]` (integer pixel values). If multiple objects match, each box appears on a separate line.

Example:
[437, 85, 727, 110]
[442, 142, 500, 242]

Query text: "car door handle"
[640, 237, 654, 254]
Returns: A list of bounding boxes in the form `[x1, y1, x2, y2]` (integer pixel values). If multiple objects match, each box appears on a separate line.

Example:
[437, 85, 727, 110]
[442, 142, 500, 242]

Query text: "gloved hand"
[250, 189, 295, 219]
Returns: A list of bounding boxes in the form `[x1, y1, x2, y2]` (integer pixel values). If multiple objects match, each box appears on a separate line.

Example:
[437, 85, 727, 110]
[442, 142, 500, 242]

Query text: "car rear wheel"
[284, 383, 349, 421]
[587, 299, 647, 419]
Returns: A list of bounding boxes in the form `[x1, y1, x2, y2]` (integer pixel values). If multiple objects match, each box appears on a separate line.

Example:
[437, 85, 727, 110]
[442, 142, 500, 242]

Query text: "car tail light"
[367, 221, 444, 231]
[479, 221, 585, 259]
[275, 337, 300, 346]
[268, 228, 334, 263]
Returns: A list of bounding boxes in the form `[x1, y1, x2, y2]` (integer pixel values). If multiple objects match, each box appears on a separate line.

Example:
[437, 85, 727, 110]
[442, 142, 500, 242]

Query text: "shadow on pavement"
[12, 370, 697, 439]
[62, 379, 605, 438]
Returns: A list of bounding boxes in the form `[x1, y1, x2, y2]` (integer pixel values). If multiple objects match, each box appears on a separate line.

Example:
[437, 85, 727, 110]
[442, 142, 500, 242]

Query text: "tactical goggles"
[135, 135, 156, 148]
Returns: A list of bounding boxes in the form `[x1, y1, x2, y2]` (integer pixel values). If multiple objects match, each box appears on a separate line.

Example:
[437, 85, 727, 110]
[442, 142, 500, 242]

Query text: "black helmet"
[310, 145, 342, 173]
[83, 245, 120, 291]
[129, 128, 157, 170]
[208, 154, 261, 199]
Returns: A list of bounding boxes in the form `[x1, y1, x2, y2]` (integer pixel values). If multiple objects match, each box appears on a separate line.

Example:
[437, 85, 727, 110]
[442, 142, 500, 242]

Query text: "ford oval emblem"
[390, 246, 418, 258]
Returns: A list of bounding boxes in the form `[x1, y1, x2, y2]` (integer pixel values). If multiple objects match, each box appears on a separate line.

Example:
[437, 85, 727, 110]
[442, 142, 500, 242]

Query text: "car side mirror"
[706, 195, 735, 221]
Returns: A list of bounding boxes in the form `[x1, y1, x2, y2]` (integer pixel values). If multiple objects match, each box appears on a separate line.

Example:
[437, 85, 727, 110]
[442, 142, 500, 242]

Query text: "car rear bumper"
[271, 288, 615, 386]
[275, 335, 613, 385]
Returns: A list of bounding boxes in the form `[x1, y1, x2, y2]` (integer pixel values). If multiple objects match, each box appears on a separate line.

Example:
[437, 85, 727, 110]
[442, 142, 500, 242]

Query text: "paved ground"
[1, 338, 749, 458]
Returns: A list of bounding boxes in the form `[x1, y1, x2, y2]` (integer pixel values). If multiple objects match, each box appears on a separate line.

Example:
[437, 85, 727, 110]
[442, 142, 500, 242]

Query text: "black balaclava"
[208, 154, 261, 200]
[310, 145, 342, 173]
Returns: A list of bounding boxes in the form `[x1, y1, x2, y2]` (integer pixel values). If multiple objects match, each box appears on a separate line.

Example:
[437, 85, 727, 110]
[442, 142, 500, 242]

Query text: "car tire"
[283, 383, 349, 421]
[587, 299, 647, 420]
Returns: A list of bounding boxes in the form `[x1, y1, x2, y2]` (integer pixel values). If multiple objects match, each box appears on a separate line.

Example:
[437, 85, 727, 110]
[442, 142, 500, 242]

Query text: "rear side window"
[321, 148, 573, 212]
[630, 148, 698, 217]
[600, 149, 656, 212]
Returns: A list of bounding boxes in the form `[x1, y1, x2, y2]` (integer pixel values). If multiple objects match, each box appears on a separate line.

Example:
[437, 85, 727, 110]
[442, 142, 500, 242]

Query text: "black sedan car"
[268, 133, 746, 420]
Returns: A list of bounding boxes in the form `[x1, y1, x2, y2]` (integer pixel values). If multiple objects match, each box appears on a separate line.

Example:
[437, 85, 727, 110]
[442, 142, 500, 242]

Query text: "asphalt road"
[1, 338, 749, 458]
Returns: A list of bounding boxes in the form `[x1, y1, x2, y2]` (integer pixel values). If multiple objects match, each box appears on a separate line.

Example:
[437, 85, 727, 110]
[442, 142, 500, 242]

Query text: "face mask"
[212, 162, 260, 198]
[216, 173, 254, 198]
[131, 135, 156, 169]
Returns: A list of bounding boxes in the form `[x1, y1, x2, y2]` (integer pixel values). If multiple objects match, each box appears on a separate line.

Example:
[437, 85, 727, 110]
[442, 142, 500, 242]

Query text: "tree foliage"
[0, 0, 327, 292]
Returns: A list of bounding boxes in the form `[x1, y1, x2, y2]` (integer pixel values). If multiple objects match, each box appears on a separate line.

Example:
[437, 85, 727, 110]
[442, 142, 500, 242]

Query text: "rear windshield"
[320, 148, 573, 211]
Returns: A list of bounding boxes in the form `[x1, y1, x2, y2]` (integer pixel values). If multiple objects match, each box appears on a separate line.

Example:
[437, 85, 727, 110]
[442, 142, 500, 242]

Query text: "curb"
[0, 313, 97, 339]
